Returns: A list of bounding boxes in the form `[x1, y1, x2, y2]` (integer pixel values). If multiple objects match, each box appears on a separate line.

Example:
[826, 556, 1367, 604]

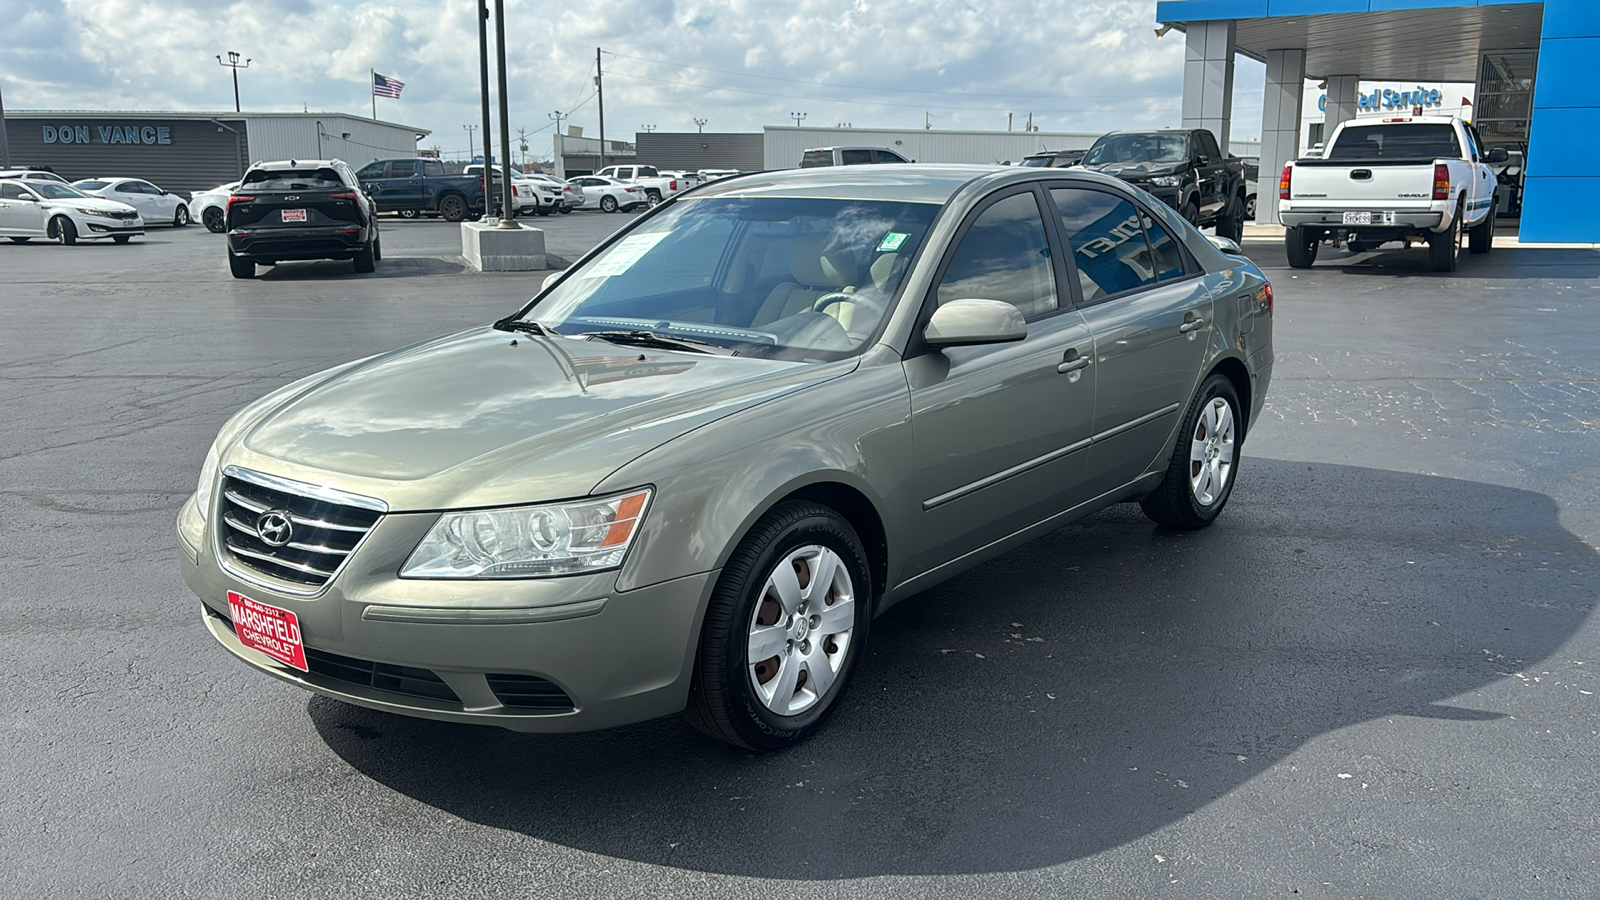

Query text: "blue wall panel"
[1540, 1, 1600, 38]
[1156, 0, 1540, 18]
[1531, 37, 1600, 107]
[1519, 177, 1600, 243]
[1267, 0, 1370, 13]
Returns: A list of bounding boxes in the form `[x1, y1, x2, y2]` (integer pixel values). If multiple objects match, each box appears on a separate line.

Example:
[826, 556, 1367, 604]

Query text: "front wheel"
[1181, 201, 1200, 227]
[173, 206, 190, 227]
[686, 501, 872, 751]
[1140, 372, 1243, 530]
[1285, 225, 1319, 268]
[202, 207, 225, 232]
[599, 195, 619, 213]
[1244, 194, 1257, 221]
[49, 216, 78, 245]
[1468, 208, 1494, 255]
[1216, 195, 1244, 243]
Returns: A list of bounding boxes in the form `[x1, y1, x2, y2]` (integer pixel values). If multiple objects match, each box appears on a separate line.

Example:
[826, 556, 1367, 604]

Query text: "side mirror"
[924, 299, 1027, 348]
[1487, 147, 1509, 164]
[1207, 235, 1243, 255]
[160, 189, 169, 195]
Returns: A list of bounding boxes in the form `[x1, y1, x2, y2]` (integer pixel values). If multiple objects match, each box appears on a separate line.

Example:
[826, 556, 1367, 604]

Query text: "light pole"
[694, 117, 708, 133]
[641, 124, 656, 133]
[215, 51, 251, 112]
[463, 124, 477, 162]
[790, 112, 806, 126]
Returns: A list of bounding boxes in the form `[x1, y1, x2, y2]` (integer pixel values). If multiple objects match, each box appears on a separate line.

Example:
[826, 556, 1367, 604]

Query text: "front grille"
[213, 611, 459, 703]
[218, 472, 382, 590]
[486, 674, 574, 711]
[107, 209, 138, 220]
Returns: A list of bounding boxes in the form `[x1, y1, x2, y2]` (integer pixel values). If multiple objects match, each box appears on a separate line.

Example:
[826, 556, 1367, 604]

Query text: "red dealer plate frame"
[281, 208, 307, 223]
[227, 591, 309, 672]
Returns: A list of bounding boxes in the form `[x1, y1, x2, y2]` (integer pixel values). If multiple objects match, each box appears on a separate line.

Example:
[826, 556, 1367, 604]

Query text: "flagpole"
[371, 69, 376, 120]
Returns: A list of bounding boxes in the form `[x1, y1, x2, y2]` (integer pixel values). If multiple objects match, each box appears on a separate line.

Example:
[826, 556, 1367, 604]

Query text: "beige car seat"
[753, 234, 861, 327]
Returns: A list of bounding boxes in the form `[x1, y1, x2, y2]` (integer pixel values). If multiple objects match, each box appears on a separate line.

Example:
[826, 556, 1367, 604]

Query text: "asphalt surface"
[2, 218, 1597, 898]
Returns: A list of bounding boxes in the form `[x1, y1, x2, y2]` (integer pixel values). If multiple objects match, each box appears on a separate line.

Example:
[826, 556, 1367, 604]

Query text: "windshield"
[523, 196, 940, 362]
[31, 182, 89, 199]
[1083, 133, 1189, 166]
[1327, 124, 1461, 161]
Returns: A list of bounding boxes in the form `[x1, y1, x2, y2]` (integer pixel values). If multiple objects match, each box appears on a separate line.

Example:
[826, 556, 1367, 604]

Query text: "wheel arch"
[770, 481, 888, 606]
[1208, 355, 1252, 439]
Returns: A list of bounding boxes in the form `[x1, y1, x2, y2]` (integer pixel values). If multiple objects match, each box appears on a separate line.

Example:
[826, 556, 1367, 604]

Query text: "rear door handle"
[1179, 317, 1207, 333]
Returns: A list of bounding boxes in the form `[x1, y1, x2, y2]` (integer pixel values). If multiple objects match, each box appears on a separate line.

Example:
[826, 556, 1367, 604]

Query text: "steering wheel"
[810, 291, 859, 317]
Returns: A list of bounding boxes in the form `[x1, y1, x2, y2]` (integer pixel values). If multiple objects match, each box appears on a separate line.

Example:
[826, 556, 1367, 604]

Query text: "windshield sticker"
[582, 233, 670, 277]
[877, 232, 910, 252]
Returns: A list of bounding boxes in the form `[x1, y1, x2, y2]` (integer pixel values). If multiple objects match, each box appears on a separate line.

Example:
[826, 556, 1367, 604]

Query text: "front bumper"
[228, 225, 368, 261]
[1281, 209, 1444, 231]
[178, 495, 717, 733]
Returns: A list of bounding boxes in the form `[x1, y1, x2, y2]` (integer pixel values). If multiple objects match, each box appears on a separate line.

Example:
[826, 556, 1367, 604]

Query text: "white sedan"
[71, 177, 191, 227]
[566, 175, 647, 213]
[0, 178, 144, 244]
[188, 181, 238, 232]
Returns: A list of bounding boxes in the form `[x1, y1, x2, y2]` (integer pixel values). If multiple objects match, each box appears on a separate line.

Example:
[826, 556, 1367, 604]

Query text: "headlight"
[1150, 176, 1182, 188]
[195, 442, 221, 522]
[73, 206, 110, 217]
[401, 489, 652, 579]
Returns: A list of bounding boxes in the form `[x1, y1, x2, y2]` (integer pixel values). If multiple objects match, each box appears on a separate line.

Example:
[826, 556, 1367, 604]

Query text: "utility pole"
[595, 47, 607, 170]
[924, 111, 931, 130]
[215, 51, 251, 113]
[463, 124, 477, 162]
[1025, 112, 1034, 132]
[694, 117, 708, 133]
[493, 0, 516, 227]
[517, 127, 528, 168]
[549, 110, 567, 133]
[790, 112, 806, 127]
[1007, 111, 1013, 132]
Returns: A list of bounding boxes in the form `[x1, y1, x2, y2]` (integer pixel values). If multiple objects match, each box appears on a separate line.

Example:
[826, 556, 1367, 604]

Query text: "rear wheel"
[228, 251, 255, 279]
[600, 195, 619, 213]
[686, 501, 871, 751]
[173, 206, 190, 227]
[1429, 207, 1461, 272]
[1141, 372, 1243, 530]
[646, 190, 662, 207]
[1285, 225, 1319, 268]
[559, 206, 573, 215]
[49, 216, 77, 245]
[438, 194, 468, 222]
[202, 207, 225, 232]
[1468, 207, 1495, 255]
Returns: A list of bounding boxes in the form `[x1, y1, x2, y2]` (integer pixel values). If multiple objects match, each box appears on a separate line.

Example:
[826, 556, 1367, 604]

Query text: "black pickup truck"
[1077, 128, 1247, 241]
[354, 158, 486, 221]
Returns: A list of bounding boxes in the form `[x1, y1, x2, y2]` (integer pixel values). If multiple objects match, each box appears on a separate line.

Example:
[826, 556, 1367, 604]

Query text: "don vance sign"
[42, 124, 174, 145]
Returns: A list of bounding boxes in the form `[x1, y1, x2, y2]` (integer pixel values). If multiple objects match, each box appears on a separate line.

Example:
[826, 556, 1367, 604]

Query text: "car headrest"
[790, 233, 858, 287]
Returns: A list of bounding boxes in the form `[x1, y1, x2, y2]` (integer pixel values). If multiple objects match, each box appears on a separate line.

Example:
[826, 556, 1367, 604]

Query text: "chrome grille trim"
[215, 466, 384, 597]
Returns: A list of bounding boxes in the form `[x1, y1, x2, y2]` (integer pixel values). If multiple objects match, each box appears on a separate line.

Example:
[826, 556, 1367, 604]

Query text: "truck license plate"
[1343, 212, 1372, 225]
[226, 591, 308, 672]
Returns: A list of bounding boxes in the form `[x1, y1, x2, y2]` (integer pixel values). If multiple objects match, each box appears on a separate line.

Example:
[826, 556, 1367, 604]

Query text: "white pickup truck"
[593, 165, 685, 206]
[1279, 116, 1506, 272]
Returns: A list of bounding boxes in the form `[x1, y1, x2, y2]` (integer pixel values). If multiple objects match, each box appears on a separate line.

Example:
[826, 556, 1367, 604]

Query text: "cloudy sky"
[2, 0, 1268, 158]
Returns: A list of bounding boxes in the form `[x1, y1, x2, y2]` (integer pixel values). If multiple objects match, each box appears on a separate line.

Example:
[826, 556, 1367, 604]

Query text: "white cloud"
[0, 0, 1269, 158]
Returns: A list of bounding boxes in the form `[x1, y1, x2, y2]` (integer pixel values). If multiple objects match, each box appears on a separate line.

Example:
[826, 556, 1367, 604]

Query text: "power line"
[603, 49, 1178, 101]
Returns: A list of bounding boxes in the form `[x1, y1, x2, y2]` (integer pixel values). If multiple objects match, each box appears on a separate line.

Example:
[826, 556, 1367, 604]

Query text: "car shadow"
[1240, 238, 1599, 280]
[310, 459, 1595, 878]
[255, 257, 466, 279]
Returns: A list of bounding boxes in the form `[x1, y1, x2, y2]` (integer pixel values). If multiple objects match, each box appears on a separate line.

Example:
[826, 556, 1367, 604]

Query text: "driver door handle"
[1179, 316, 1207, 333]
[1057, 350, 1092, 374]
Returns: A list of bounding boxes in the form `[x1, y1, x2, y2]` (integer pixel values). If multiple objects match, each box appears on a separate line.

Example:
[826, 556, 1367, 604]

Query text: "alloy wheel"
[746, 544, 856, 716]
[1188, 397, 1236, 506]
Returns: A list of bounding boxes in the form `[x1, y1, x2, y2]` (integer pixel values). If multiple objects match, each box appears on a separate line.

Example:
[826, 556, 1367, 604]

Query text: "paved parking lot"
[2, 220, 1597, 897]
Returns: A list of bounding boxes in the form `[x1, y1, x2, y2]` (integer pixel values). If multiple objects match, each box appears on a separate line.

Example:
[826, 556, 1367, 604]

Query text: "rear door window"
[800, 150, 833, 168]
[840, 149, 873, 165]
[423, 160, 445, 176]
[1050, 188, 1161, 302]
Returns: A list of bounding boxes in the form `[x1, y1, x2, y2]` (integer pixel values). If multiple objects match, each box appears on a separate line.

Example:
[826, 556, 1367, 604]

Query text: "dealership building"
[2, 111, 427, 195]
[1156, 0, 1598, 241]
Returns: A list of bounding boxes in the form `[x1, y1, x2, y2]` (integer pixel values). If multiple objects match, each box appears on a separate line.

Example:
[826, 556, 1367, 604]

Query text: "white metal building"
[763, 126, 1261, 170]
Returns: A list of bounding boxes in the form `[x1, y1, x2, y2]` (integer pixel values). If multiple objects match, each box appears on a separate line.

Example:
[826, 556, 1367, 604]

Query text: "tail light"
[1279, 164, 1292, 201]
[1432, 164, 1450, 200]
[226, 194, 254, 208]
[328, 191, 358, 201]
[1259, 282, 1273, 318]
[625, 187, 639, 193]
[668, 179, 677, 191]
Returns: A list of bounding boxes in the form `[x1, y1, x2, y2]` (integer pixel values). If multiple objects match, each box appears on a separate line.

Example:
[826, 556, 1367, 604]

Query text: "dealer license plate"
[226, 591, 308, 672]
[281, 208, 307, 223]
[1342, 211, 1373, 225]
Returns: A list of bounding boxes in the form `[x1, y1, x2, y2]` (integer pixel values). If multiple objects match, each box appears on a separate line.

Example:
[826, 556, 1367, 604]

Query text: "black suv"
[225, 159, 379, 279]
[1078, 129, 1246, 241]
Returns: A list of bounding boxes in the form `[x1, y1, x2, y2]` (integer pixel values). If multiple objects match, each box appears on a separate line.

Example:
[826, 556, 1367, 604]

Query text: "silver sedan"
[178, 165, 1273, 750]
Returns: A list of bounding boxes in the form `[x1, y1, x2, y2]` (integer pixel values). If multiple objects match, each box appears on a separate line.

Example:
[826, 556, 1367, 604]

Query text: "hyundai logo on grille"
[255, 510, 295, 547]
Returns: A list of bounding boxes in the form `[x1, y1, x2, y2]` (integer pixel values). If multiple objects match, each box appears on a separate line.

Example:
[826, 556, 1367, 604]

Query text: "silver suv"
[180, 165, 1273, 750]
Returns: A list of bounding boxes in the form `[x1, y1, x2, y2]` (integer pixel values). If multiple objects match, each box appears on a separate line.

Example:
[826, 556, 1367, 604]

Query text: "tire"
[1140, 372, 1244, 530]
[1244, 194, 1257, 221]
[1180, 201, 1200, 227]
[438, 194, 468, 222]
[49, 216, 77, 245]
[1468, 207, 1494, 255]
[372, 234, 382, 262]
[1285, 225, 1319, 268]
[600, 195, 619, 213]
[1429, 206, 1461, 272]
[1216, 194, 1245, 243]
[559, 206, 572, 215]
[173, 206, 190, 227]
[111, 235, 132, 244]
[8, 237, 30, 244]
[646, 190, 662, 207]
[685, 501, 872, 751]
[398, 209, 419, 219]
[353, 240, 376, 273]
[228, 251, 254, 279]
[202, 207, 225, 233]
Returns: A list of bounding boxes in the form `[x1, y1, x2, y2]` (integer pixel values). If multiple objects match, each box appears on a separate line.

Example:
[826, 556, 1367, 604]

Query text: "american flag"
[372, 72, 405, 99]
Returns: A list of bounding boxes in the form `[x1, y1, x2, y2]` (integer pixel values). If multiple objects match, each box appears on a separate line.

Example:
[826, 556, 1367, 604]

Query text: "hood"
[229, 326, 853, 510]
[47, 194, 138, 214]
[1078, 162, 1183, 180]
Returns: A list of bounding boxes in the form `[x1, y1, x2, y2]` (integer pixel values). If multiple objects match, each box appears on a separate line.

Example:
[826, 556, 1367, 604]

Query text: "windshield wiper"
[493, 318, 558, 337]
[584, 330, 735, 356]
